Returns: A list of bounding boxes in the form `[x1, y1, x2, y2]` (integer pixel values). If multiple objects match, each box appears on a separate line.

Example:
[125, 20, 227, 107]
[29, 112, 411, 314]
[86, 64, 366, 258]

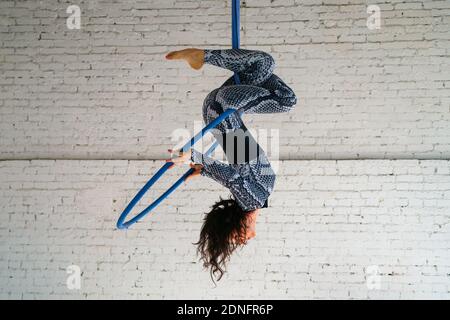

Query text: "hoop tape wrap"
[117, 0, 241, 229]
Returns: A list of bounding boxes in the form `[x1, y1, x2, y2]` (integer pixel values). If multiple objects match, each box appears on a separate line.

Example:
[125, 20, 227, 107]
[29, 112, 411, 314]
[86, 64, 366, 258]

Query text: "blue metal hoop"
[117, 0, 242, 229]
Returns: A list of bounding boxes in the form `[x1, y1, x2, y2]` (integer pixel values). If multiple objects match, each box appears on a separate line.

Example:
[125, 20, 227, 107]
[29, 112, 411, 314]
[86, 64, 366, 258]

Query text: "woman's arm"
[166, 148, 239, 189]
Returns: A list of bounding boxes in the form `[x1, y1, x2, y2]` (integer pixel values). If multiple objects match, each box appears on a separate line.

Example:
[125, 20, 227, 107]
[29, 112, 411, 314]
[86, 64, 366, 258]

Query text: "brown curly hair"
[193, 196, 250, 284]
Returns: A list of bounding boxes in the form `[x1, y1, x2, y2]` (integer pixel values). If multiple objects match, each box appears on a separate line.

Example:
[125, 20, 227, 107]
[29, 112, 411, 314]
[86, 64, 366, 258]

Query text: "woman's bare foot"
[165, 48, 205, 70]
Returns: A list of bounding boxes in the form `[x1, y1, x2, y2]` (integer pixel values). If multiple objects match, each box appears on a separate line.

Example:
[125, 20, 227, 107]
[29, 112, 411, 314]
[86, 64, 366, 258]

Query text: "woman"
[165, 48, 297, 282]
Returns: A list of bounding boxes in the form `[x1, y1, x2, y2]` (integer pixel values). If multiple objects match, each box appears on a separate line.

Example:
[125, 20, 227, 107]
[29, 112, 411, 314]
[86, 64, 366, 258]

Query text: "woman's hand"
[166, 149, 191, 167]
[166, 149, 203, 182]
[186, 163, 203, 182]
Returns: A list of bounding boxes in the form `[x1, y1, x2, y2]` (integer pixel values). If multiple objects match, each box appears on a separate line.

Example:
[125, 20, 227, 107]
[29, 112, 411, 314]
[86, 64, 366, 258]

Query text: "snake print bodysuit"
[191, 49, 297, 211]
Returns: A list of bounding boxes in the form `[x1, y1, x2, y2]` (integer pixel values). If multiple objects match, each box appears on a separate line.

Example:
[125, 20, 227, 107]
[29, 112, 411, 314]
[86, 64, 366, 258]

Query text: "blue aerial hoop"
[117, 0, 242, 229]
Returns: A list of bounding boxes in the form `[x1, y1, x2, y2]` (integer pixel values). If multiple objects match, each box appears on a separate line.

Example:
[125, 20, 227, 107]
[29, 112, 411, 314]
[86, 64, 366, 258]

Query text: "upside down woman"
[165, 48, 297, 282]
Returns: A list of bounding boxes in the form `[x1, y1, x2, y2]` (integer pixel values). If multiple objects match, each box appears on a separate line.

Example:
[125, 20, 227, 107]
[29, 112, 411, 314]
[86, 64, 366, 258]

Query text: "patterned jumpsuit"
[190, 49, 297, 212]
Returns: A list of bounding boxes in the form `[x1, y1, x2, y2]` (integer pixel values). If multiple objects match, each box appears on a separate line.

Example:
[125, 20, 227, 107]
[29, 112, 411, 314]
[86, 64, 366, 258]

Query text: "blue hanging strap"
[117, 0, 242, 229]
[204, 0, 242, 155]
[232, 0, 241, 84]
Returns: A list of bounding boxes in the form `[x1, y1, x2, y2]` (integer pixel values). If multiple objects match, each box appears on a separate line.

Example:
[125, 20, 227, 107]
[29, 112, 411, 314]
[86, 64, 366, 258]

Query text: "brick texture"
[0, 0, 449, 160]
[0, 160, 449, 299]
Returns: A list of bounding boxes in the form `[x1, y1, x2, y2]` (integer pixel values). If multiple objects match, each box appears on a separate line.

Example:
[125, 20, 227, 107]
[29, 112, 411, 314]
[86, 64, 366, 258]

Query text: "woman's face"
[232, 209, 259, 244]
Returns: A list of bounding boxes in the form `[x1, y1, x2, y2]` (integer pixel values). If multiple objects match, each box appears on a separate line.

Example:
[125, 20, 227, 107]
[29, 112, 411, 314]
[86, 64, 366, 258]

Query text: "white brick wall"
[0, 160, 449, 299]
[0, 0, 449, 160]
[0, 0, 449, 300]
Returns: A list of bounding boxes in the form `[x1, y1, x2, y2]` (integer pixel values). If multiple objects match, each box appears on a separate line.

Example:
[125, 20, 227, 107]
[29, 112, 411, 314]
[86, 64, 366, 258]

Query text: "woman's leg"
[204, 49, 296, 114]
[202, 91, 262, 165]
[213, 80, 297, 115]
[166, 48, 297, 114]
[203, 88, 244, 133]
[204, 49, 275, 86]
[166, 48, 275, 86]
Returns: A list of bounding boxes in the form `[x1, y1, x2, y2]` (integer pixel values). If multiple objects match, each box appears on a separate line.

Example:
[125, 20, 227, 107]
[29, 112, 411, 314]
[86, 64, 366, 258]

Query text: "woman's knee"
[202, 89, 220, 124]
[262, 52, 275, 71]
[248, 51, 275, 84]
